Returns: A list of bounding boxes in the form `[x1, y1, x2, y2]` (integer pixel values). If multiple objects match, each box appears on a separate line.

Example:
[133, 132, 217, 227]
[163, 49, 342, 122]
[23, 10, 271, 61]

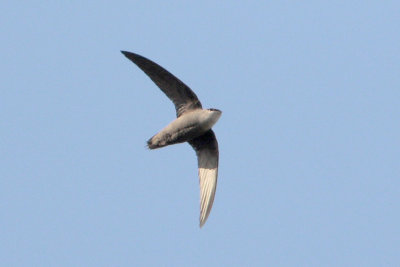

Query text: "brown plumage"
[122, 51, 222, 227]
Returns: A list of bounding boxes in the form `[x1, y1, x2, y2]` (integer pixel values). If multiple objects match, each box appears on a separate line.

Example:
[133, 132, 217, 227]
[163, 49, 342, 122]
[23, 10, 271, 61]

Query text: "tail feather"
[147, 137, 158, 149]
[147, 135, 167, 149]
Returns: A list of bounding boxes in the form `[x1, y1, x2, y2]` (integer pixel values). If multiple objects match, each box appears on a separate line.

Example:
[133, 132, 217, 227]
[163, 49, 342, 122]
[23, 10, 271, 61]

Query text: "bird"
[121, 51, 221, 227]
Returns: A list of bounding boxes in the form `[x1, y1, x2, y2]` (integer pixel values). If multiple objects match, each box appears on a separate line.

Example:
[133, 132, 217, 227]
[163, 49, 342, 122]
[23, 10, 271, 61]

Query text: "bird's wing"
[121, 51, 202, 117]
[188, 130, 219, 227]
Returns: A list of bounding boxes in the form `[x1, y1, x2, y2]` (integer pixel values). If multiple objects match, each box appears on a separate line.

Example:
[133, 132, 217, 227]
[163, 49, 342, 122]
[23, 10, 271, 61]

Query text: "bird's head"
[207, 108, 222, 124]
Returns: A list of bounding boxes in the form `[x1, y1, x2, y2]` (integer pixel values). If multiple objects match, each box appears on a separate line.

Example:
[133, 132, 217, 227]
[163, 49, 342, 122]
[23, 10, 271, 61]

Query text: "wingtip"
[121, 50, 144, 62]
[199, 213, 209, 228]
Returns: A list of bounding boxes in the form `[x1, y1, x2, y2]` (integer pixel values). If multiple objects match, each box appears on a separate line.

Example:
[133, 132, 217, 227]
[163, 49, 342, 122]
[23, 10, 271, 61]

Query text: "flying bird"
[121, 51, 221, 227]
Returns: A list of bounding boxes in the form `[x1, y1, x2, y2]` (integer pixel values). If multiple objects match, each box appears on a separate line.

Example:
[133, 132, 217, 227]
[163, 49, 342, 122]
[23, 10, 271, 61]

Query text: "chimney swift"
[121, 51, 221, 227]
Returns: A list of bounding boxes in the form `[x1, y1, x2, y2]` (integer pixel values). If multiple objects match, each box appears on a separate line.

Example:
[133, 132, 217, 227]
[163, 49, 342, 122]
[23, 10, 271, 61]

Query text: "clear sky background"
[1, 1, 399, 266]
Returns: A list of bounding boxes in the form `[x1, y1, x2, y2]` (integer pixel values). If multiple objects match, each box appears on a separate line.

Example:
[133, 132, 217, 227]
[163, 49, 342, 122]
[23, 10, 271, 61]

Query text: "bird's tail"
[147, 136, 158, 149]
[147, 135, 166, 149]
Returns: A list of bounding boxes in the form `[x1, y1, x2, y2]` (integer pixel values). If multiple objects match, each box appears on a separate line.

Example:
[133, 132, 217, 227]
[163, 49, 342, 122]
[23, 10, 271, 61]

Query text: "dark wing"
[121, 51, 202, 117]
[188, 130, 219, 227]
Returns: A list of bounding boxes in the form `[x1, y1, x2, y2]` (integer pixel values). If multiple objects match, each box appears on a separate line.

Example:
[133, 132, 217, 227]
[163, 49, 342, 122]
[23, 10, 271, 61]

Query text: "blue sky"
[1, 1, 399, 266]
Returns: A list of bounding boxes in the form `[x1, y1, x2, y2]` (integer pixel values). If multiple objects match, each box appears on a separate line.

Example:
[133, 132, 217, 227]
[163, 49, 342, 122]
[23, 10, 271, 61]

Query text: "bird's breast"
[149, 109, 221, 148]
[183, 109, 221, 131]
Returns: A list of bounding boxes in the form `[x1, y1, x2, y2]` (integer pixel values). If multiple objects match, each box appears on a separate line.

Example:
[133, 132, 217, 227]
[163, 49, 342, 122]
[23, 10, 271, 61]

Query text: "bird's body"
[121, 51, 221, 227]
[148, 109, 221, 149]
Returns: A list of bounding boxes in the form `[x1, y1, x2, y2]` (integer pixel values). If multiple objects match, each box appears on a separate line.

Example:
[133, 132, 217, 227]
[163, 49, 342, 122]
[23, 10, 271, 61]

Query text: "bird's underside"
[147, 109, 221, 150]
[121, 51, 221, 227]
